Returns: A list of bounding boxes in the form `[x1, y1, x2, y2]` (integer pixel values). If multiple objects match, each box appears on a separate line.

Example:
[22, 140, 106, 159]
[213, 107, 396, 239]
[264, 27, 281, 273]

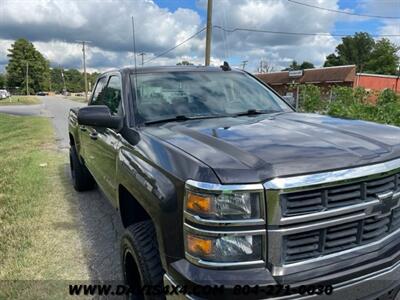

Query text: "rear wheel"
[69, 146, 95, 191]
[121, 221, 165, 300]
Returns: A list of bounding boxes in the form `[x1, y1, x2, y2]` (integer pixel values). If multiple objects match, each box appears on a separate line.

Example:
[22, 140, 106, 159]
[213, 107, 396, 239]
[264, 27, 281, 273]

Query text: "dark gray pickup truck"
[68, 65, 400, 299]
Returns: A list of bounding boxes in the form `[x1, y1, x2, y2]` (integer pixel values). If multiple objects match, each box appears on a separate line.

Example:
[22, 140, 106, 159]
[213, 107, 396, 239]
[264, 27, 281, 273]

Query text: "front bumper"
[163, 259, 400, 299]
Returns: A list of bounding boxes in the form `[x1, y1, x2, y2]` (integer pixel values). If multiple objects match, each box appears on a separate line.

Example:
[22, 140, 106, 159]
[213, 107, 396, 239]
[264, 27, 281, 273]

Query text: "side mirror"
[77, 105, 122, 129]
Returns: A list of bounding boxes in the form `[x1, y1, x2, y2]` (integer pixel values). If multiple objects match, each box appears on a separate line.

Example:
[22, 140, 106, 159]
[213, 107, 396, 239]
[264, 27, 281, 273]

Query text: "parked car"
[68, 65, 400, 299]
[0, 89, 10, 99]
[36, 91, 49, 96]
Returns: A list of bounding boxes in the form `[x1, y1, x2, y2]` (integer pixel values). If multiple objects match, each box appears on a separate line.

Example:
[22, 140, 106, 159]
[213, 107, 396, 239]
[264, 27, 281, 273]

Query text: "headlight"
[183, 180, 266, 268]
[184, 182, 263, 221]
[184, 229, 264, 264]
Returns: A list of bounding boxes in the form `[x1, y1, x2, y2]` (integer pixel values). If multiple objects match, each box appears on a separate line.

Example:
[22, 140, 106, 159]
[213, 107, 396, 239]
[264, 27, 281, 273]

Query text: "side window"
[90, 75, 122, 116]
[104, 76, 122, 115]
[91, 77, 107, 104]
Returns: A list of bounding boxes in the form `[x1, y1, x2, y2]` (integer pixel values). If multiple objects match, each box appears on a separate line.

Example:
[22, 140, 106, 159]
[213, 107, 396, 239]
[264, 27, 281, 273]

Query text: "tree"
[176, 60, 193, 65]
[324, 53, 343, 67]
[324, 32, 375, 72]
[300, 61, 315, 69]
[0, 73, 5, 88]
[283, 60, 314, 71]
[323, 32, 399, 74]
[50, 67, 99, 93]
[365, 39, 400, 75]
[6, 38, 50, 94]
[257, 59, 274, 73]
[283, 60, 299, 71]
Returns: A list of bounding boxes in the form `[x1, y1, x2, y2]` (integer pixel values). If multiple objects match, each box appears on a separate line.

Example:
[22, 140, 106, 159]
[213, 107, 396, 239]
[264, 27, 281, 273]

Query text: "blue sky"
[0, 0, 399, 72]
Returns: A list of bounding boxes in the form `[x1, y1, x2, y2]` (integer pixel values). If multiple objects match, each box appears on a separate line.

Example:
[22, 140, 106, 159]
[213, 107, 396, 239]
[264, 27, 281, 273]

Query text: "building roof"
[256, 65, 356, 85]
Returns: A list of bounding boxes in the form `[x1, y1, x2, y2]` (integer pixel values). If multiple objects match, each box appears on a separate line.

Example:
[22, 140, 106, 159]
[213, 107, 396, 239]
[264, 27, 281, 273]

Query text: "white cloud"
[2, 0, 394, 73]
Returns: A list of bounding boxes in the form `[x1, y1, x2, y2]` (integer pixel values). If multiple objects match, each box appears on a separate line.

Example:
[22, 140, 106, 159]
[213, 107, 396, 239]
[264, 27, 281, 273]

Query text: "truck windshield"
[131, 71, 292, 124]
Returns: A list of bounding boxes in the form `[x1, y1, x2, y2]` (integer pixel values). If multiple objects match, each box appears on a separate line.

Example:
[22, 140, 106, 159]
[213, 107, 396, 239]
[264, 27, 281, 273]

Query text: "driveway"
[0, 96, 123, 281]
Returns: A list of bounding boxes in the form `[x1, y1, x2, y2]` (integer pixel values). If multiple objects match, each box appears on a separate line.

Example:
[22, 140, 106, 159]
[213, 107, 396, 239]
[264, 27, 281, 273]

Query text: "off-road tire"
[69, 146, 95, 191]
[121, 221, 165, 300]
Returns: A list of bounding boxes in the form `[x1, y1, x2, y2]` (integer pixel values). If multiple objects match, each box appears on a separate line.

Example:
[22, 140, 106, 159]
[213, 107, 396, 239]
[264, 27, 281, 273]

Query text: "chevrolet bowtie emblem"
[373, 190, 400, 215]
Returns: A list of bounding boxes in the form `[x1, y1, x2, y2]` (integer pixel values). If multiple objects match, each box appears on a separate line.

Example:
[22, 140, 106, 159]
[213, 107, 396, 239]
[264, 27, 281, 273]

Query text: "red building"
[256, 66, 400, 105]
[256, 65, 356, 102]
[355, 73, 400, 93]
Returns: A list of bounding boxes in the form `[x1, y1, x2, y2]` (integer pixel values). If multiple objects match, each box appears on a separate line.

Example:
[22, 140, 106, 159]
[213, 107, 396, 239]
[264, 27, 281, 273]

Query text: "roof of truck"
[101, 65, 242, 76]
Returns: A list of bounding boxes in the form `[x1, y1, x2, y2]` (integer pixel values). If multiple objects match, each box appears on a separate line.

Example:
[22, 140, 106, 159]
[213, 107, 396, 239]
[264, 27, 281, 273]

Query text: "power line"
[144, 27, 207, 64]
[142, 25, 400, 65]
[213, 25, 400, 37]
[287, 0, 400, 19]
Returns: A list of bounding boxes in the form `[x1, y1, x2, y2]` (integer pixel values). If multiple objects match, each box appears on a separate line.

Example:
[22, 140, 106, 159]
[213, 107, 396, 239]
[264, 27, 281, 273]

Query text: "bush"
[299, 84, 325, 112]
[296, 84, 400, 127]
[377, 89, 398, 106]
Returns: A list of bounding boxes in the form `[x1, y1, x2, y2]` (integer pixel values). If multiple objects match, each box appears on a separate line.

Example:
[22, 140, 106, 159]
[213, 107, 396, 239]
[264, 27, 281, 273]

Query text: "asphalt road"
[0, 96, 124, 281]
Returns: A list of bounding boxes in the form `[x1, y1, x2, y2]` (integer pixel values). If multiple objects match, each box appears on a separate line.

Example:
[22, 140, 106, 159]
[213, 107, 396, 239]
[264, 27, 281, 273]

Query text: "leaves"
[323, 32, 399, 75]
[6, 39, 50, 94]
[283, 60, 315, 71]
[50, 67, 99, 93]
[365, 39, 400, 75]
[299, 85, 400, 126]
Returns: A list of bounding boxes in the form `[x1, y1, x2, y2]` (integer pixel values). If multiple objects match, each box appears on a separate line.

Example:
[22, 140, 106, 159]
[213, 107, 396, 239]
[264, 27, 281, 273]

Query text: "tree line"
[324, 33, 399, 74]
[278, 32, 399, 74]
[1, 38, 99, 94]
[1, 34, 399, 93]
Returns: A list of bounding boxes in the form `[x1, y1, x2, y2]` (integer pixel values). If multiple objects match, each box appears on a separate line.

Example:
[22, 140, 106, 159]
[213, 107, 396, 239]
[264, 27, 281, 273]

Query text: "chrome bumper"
[164, 259, 400, 299]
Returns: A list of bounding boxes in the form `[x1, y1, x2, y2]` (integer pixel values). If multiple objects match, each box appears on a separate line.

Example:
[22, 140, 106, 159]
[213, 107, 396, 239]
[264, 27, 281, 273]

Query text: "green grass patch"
[0, 114, 54, 277]
[0, 113, 90, 298]
[0, 96, 41, 106]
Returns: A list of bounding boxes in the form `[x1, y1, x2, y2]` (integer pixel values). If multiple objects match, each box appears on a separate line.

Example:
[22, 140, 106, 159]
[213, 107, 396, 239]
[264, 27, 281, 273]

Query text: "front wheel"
[121, 221, 165, 300]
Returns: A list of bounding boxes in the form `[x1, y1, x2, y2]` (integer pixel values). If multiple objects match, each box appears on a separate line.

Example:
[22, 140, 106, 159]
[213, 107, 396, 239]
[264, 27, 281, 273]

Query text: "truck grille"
[281, 174, 398, 216]
[284, 207, 400, 263]
[265, 159, 400, 277]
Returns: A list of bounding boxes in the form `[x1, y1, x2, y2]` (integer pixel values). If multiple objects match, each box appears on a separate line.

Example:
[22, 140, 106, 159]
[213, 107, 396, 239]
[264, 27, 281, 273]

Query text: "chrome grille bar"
[264, 158, 400, 277]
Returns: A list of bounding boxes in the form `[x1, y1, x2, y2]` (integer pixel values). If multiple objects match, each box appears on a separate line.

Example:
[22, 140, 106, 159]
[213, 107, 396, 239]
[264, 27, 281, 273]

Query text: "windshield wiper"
[234, 109, 278, 117]
[144, 114, 229, 125]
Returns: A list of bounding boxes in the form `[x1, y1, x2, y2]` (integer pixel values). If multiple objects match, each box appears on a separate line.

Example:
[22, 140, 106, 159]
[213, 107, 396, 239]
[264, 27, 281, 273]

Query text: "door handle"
[90, 131, 98, 140]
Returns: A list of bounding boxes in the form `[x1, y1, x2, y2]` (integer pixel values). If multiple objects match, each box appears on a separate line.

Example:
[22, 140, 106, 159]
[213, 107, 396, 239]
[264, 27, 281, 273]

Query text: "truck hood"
[143, 112, 400, 184]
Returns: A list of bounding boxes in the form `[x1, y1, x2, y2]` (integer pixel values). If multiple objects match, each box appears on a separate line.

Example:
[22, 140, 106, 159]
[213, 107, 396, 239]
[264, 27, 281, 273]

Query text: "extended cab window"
[131, 71, 292, 123]
[91, 75, 122, 115]
[91, 77, 107, 104]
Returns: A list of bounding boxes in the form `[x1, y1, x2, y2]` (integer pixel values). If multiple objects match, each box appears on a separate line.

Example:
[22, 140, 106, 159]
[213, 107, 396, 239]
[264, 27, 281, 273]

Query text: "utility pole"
[241, 60, 248, 70]
[76, 40, 91, 102]
[60, 65, 67, 94]
[205, 0, 213, 66]
[138, 52, 145, 66]
[26, 61, 29, 96]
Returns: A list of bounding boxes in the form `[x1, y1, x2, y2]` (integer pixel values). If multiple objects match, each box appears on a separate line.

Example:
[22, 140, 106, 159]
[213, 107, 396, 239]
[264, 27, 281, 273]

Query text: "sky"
[0, 0, 399, 73]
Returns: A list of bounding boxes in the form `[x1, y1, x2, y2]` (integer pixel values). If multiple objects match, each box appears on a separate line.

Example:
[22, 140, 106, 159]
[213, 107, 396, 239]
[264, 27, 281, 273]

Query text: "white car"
[0, 89, 10, 99]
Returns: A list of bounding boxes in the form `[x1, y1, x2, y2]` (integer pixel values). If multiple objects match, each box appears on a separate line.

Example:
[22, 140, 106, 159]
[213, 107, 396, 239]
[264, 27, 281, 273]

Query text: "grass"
[0, 96, 41, 106]
[0, 113, 90, 299]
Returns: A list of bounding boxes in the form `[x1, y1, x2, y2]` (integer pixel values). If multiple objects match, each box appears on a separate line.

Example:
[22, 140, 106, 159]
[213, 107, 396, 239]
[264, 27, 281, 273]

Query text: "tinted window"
[91, 77, 107, 104]
[91, 75, 122, 115]
[131, 71, 291, 123]
[104, 76, 122, 114]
